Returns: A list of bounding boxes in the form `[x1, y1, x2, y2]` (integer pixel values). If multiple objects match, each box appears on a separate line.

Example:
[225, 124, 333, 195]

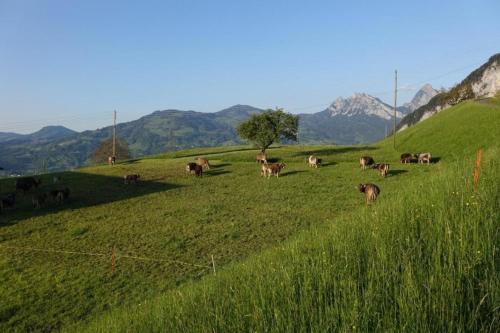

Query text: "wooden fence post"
[211, 255, 216, 275]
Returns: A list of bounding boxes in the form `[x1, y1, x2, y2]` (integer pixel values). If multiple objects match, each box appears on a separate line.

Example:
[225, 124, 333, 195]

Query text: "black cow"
[16, 177, 41, 194]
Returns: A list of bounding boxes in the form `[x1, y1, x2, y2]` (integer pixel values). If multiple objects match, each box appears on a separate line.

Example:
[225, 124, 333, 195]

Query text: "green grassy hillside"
[390, 99, 500, 158]
[0, 100, 499, 332]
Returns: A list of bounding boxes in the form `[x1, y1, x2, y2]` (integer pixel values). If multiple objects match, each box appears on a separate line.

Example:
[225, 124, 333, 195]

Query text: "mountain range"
[397, 53, 500, 131]
[298, 86, 438, 145]
[0, 86, 437, 174]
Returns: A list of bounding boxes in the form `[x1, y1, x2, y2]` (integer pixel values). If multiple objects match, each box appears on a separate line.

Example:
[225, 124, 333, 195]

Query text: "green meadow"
[0, 99, 499, 332]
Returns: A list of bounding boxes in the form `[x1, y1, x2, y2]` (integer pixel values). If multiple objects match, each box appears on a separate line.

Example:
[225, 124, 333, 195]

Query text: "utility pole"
[393, 70, 398, 149]
[112, 110, 117, 157]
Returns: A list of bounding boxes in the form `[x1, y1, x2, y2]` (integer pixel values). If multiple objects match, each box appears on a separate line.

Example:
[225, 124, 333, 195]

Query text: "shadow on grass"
[281, 170, 307, 177]
[292, 146, 377, 158]
[266, 157, 282, 163]
[318, 161, 337, 167]
[0, 171, 182, 226]
[119, 159, 142, 165]
[204, 170, 231, 177]
[405, 156, 441, 165]
[388, 170, 408, 177]
[211, 163, 231, 168]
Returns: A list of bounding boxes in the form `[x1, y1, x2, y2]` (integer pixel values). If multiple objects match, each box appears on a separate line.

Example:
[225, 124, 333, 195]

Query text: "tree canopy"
[91, 138, 131, 164]
[237, 108, 299, 152]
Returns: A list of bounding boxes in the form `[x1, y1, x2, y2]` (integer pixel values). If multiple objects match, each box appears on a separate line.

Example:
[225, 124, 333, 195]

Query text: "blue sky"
[0, 0, 499, 133]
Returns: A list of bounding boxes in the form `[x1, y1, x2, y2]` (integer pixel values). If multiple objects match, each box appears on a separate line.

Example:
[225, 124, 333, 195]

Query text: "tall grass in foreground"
[79, 149, 499, 332]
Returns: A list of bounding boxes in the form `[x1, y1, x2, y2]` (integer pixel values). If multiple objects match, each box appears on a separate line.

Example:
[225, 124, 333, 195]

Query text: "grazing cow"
[357, 183, 380, 203]
[256, 152, 268, 164]
[374, 163, 390, 177]
[307, 155, 322, 168]
[108, 156, 116, 166]
[32, 192, 48, 209]
[0, 193, 16, 212]
[50, 188, 70, 204]
[194, 164, 203, 177]
[186, 163, 203, 177]
[196, 157, 211, 169]
[261, 163, 286, 178]
[360, 156, 375, 170]
[186, 162, 198, 173]
[15, 177, 41, 194]
[124, 174, 140, 184]
[1, 193, 16, 207]
[400, 153, 413, 164]
[415, 152, 432, 165]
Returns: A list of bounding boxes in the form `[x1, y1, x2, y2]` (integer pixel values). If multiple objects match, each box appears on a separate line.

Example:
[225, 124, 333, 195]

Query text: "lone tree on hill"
[91, 138, 131, 164]
[237, 108, 299, 152]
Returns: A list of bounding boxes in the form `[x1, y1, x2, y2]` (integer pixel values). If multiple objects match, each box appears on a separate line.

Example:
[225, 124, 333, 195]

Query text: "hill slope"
[76, 100, 499, 333]
[1, 99, 498, 332]
[398, 53, 500, 131]
[0, 86, 435, 174]
[390, 99, 500, 157]
[0, 106, 262, 173]
[0, 126, 77, 144]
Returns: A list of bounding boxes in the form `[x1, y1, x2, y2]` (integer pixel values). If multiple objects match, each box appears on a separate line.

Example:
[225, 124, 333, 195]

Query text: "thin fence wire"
[0, 59, 487, 132]
[0, 244, 213, 270]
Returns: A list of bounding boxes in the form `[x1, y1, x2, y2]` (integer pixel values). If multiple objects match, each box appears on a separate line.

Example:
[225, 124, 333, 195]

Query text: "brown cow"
[186, 162, 198, 173]
[0, 193, 16, 213]
[360, 156, 375, 170]
[415, 152, 431, 165]
[374, 163, 390, 177]
[194, 164, 203, 177]
[16, 177, 41, 194]
[196, 157, 211, 169]
[357, 183, 380, 203]
[400, 153, 413, 164]
[108, 156, 116, 165]
[307, 155, 322, 168]
[261, 163, 286, 178]
[124, 174, 140, 184]
[256, 152, 268, 164]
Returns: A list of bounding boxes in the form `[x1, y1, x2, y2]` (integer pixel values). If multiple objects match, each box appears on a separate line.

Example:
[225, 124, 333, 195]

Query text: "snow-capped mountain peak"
[327, 92, 402, 120]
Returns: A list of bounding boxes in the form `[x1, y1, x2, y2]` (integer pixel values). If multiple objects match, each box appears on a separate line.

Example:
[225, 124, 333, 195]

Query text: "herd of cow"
[254, 151, 431, 204]
[0, 176, 70, 213]
[0, 151, 433, 214]
[358, 152, 432, 203]
[184, 150, 432, 204]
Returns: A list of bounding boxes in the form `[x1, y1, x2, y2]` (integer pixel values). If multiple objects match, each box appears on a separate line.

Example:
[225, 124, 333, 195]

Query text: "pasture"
[0, 99, 499, 332]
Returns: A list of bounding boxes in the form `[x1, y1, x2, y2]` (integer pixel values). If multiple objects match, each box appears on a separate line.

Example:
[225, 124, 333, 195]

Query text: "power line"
[0, 58, 489, 132]
[366, 61, 483, 98]
[287, 103, 330, 112]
